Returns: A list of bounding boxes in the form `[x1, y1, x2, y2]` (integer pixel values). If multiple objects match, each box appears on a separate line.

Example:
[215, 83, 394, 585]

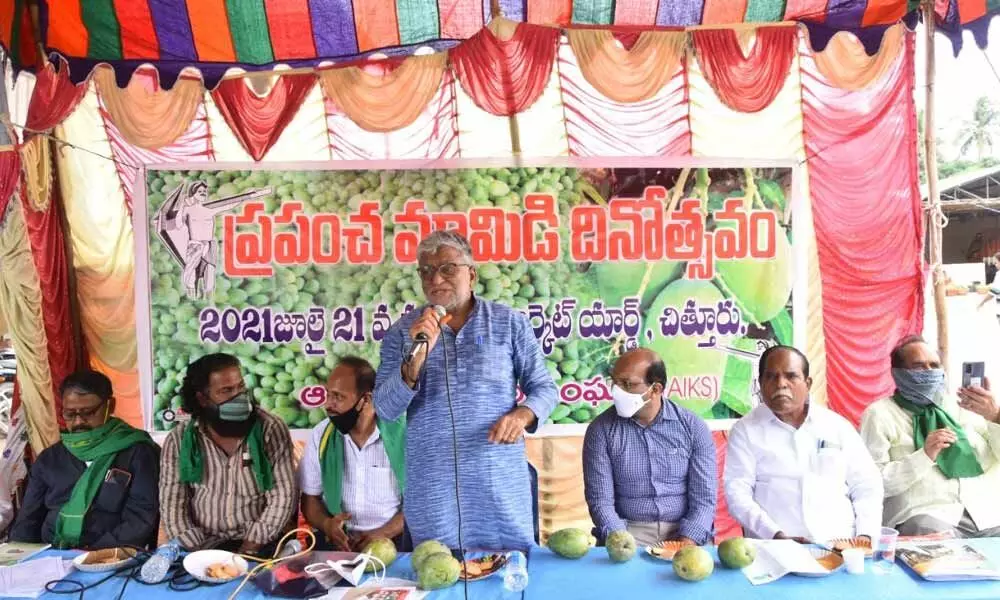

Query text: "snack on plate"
[206, 562, 242, 580]
[82, 548, 135, 565]
[813, 551, 844, 572]
[651, 539, 695, 559]
[831, 538, 873, 557]
[461, 561, 484, 577]
[458, 554, 504, 579]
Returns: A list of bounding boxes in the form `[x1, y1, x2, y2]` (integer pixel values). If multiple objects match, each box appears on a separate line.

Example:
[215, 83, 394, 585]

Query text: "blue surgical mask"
[892, 368, 945, 406]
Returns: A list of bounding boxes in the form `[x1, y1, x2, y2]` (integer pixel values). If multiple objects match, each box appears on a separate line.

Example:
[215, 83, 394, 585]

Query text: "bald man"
[582, 348, 717, 547]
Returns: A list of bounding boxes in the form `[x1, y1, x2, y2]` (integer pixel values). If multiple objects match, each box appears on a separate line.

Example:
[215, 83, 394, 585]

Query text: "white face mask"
[612, 385, 649, 418]
[304, 553, 386, 587]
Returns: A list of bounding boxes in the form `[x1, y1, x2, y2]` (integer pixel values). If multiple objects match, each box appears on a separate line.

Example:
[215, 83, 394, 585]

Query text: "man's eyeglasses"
[417, 262, 472, 281]
[606, 378, 647, 393]
[62, 402, 107, 421]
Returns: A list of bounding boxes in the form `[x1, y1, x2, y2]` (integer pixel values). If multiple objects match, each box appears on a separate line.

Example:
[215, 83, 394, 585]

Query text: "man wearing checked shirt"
[583, 348, 718, 547]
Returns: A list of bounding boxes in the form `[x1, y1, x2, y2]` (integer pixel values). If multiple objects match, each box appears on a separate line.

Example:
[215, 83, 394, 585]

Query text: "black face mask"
[329, 397, 365, 435]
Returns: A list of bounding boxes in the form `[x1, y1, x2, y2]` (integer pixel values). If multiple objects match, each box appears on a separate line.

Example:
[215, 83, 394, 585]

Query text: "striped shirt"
[374, 299, 558, 551]
[160, 409, 299, 550]
[583, 399, 717, 544]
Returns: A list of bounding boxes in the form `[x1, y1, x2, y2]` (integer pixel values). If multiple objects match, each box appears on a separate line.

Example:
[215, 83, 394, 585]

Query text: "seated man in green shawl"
[10, 371, 159, 549]
[160, 353, 298, 556]
[299, 356, 406, 552]
[861, 335, 1000, 538]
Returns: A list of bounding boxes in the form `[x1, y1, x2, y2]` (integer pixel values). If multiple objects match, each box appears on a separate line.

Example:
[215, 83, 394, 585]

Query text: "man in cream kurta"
[861, 336, 1000, 537]
[725, 346, 883, 542]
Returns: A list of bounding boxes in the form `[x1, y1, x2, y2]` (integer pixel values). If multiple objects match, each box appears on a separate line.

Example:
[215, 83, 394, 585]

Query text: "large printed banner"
[136, 163, 802, 433]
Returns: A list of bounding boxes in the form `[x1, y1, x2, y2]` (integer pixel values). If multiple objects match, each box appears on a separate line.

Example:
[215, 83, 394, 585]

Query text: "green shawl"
[55, 418, 154, 548]
[894, 393, 984, 479]
[319, 417, 406, 516]
[178, 418, 274, 491]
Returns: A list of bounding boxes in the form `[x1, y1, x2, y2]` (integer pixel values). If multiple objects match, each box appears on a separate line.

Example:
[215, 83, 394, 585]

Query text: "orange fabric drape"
[93, 66, 203, 150]
[20, 136, 52, 212]
[810, 24, 904, 91]
[57, 85, 145, 429]
[0, 198, 60, 451]
[692, 27, 797, 113]
[319, 53, 448, 133]
[566, 30, 687, 103]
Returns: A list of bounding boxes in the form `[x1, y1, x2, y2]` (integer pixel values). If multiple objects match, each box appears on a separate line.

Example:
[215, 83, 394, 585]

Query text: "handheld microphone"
[405, 305, 448, 363]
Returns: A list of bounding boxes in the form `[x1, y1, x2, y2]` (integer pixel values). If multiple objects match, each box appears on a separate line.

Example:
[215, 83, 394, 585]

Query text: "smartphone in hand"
[962, 362, 985, 388]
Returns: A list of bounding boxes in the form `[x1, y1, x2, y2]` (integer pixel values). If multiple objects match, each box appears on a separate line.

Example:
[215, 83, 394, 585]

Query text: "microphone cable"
[441, 323, 469, 600]
[42, 531, 317, 600]
[404, 306, 467, 600]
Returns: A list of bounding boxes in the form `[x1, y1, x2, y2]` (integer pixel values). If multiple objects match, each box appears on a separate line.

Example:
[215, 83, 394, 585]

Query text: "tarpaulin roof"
[1, 1, 996, 87]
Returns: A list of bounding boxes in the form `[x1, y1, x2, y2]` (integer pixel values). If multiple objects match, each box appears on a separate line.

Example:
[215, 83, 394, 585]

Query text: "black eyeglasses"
[63, 402, 107, 421]
[417, 262, 472, 281]
[606, 377, 648, 393]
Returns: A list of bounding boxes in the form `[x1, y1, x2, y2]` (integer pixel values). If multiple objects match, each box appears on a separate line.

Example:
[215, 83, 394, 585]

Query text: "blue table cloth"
[1, 550, 521, 600]
[526, 539, 1000, 600]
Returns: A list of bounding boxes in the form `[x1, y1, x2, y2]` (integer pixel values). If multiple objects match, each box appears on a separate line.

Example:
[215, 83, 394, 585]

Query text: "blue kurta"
[374, 298, 557, 551]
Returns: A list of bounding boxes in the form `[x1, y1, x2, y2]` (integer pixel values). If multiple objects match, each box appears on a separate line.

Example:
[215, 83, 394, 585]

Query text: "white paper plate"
[72, 550, 137, 572]
[182, 550, 249, 583]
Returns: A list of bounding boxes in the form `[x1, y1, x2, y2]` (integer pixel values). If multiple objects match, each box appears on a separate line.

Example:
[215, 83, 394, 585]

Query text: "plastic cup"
[872, 528, 899, 575]
[842, 548, 865, 574]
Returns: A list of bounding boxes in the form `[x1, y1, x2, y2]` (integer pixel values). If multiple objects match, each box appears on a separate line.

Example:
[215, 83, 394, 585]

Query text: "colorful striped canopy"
[0, 1, 996, 85]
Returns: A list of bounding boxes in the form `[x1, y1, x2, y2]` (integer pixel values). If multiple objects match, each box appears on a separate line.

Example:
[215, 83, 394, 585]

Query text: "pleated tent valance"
[8, 20, 913, 154]
[0, 1, 993, 87]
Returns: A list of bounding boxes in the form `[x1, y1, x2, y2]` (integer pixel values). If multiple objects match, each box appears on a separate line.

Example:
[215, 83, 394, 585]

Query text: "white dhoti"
[182, 240, 217, 296]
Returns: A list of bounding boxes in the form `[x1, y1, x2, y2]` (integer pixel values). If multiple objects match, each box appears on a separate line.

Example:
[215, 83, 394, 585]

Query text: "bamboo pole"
[27, 1, 47, 66]
[489, 1, 522, 157]
[923, 5, 949, 371]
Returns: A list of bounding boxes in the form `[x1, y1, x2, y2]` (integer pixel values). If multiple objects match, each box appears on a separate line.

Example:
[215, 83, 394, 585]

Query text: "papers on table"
[896, 541, 1000, 582]
[0, 556, 73, 598]
[742, 540, 829, 585]
[0, 542, 51, 567]
[322, 578, 428, 600]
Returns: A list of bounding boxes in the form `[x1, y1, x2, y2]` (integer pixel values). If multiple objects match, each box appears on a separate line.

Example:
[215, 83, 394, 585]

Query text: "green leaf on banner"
[711, 401, 741, 419]
[758, 179, 785, 213]
[719, 337, 757, 417]
[770, 309, 794, 346]
[706, 191, 732, 214]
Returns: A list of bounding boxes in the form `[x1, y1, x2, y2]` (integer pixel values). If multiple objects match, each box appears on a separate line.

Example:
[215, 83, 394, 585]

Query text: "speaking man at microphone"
[374, 230, 557, 551]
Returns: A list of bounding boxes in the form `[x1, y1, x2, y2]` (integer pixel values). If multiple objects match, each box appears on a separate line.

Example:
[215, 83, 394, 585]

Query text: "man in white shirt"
[724, 345, 883, 543]
[860, 335, 1000, 538]
[299, 357, 407, 551]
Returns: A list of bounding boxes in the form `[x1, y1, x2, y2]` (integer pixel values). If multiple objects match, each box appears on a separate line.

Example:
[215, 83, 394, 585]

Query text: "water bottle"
[139, 539, 182, 584]
[502, 551, 528, 592]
